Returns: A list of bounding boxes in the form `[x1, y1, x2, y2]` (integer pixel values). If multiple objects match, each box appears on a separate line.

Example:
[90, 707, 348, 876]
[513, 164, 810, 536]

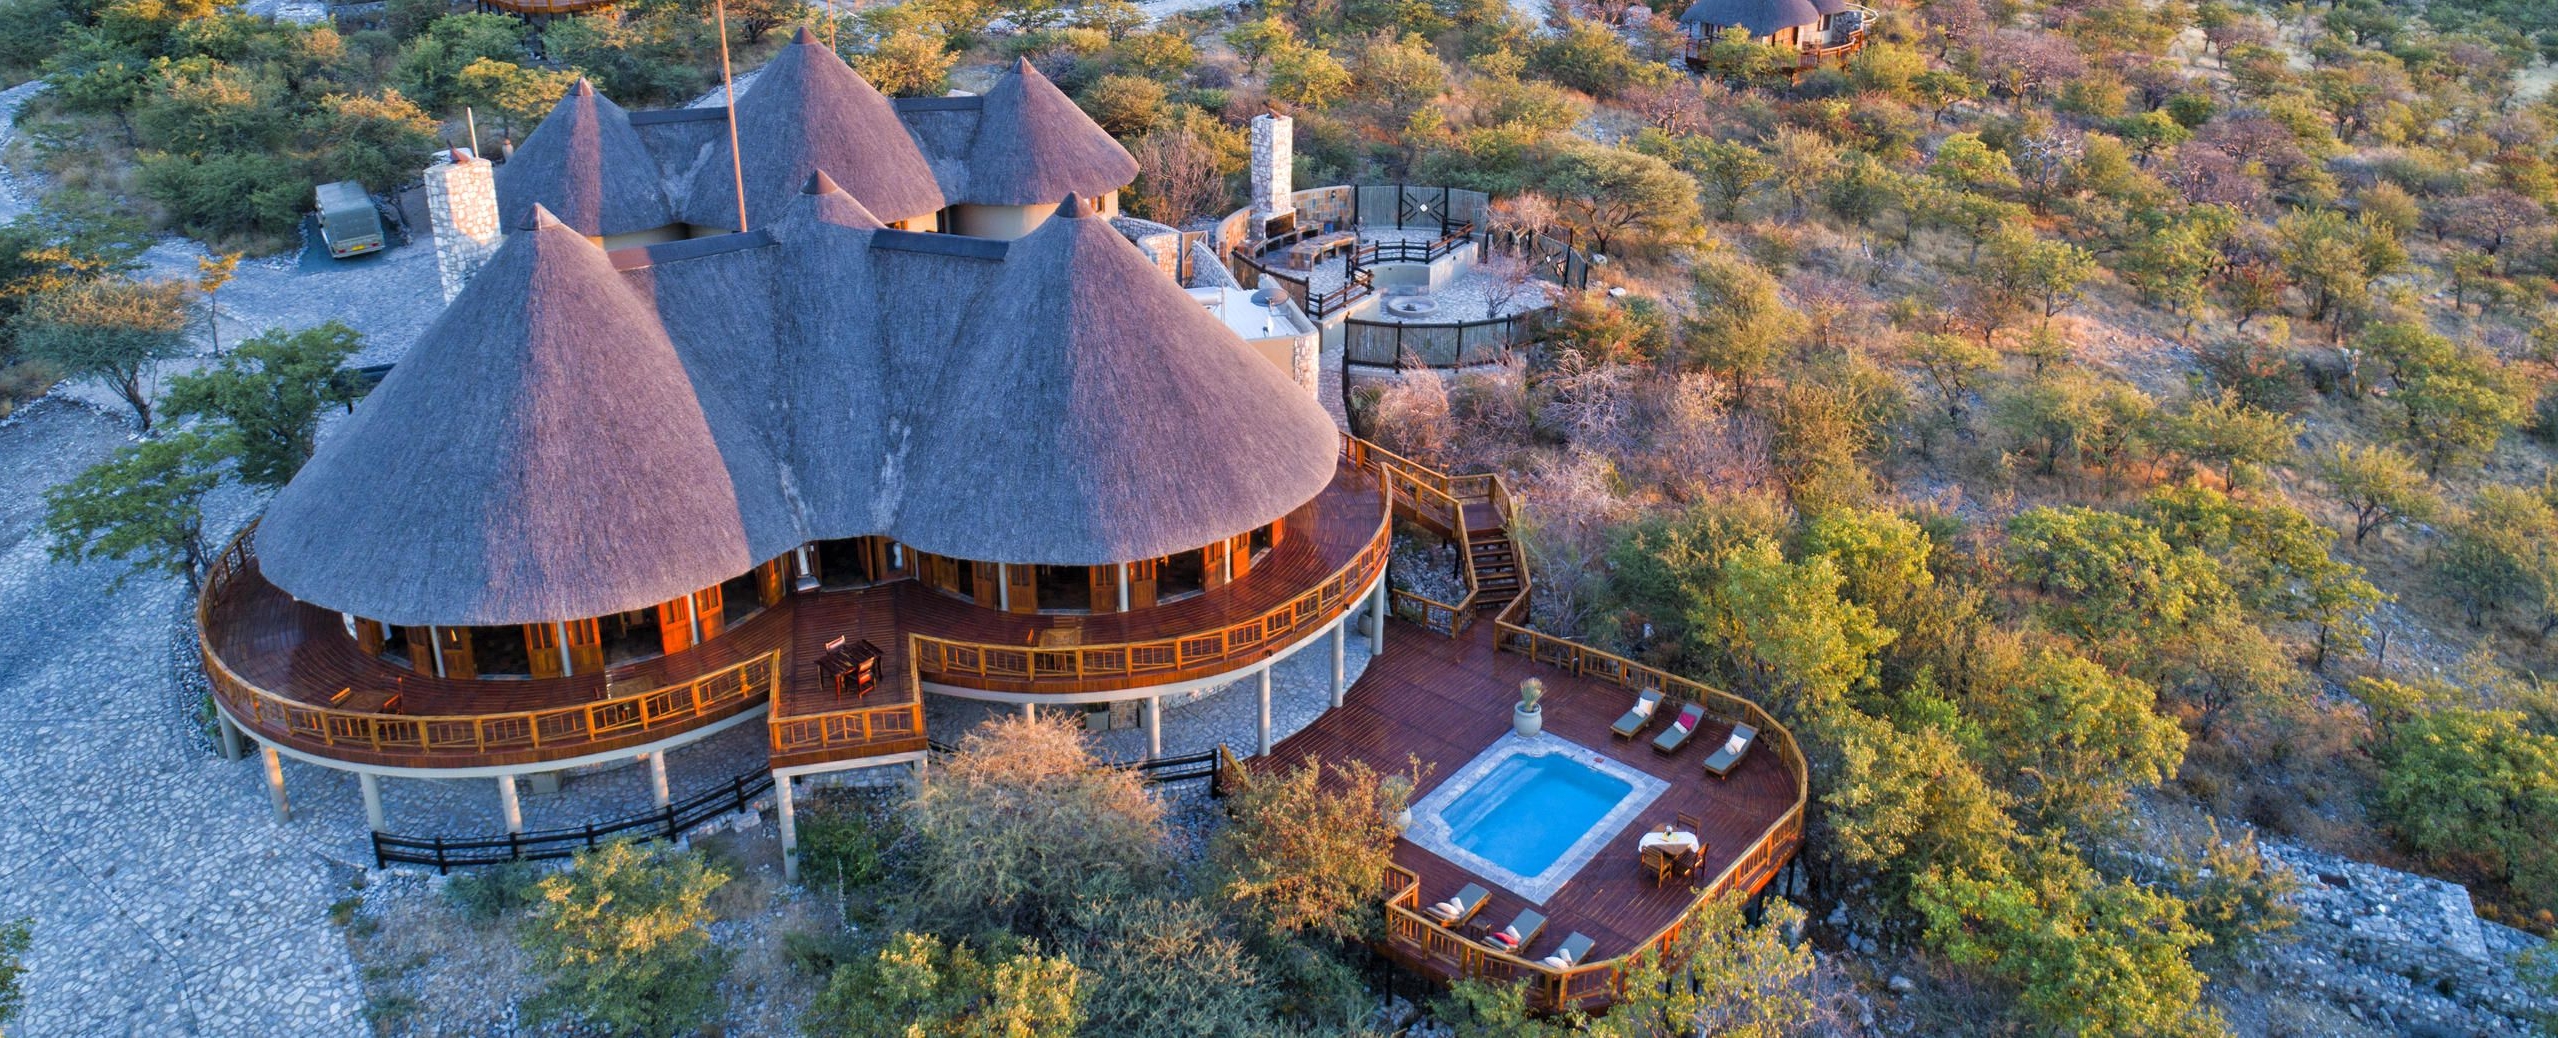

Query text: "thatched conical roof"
[962, 60, 1139, 207]
[257, 206, 753, 627]
[1678, 0, 1833, 35]
[891, 196, 1339, 565]
[682, 28, 944, 230]
[497, 80, 675, 238]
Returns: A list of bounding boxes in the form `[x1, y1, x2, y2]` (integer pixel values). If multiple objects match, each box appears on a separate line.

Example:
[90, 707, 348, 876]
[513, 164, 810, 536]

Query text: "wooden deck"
[199, 466, 1385, 770]
[1262, 618, 1802, 1006]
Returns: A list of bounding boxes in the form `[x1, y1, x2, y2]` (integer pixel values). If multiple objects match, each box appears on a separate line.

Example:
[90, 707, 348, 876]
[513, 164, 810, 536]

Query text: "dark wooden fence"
[371, 770, 771, 872]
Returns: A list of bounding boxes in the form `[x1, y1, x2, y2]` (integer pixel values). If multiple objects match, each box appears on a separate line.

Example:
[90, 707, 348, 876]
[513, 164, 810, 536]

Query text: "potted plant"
[1514, 677, 1544, 736]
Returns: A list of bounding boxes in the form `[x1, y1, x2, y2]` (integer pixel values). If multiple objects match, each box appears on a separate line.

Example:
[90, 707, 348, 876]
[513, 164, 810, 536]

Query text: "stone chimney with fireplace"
[424, 148, 503, 303]
[1248, 112, 1296, 249]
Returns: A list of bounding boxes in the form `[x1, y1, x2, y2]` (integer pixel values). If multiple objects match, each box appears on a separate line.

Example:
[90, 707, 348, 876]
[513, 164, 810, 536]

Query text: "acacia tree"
[2310, 441, 2437, 545]
[1212, 754, 1414, 943]
[17, 278, 191, 429]
[802, 931, 1081, 1038]
[42, 430, 231, 591]
[522, 841, 731, 1037]
[1539, 143, 1697, 254]
[905, 716, 1164, 941]
[161, 322, 367, 490]
[1585, 897, 1836, 1038]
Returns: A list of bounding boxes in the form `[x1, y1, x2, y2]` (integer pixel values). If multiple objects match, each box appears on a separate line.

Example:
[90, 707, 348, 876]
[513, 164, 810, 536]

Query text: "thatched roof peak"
[497, 80, 675, 237]
[961, 59, 1139, 207]
[257, 209, 753, 626]
[681, 29, 945, 229]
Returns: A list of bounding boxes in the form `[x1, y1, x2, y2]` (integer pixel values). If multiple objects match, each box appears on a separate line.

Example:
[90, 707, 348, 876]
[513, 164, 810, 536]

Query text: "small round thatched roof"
[257, 206, 754, 627]
[963, 60, 1140, 207]
[497, 80, 674, 238]
[683, 28, 945, 230]
[890, 196, 1340, 566]
[1678, 0, 1833, 35]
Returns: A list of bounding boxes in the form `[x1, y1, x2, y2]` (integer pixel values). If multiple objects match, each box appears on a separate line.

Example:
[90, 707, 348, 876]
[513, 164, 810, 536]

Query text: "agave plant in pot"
[1514, 677, 1544, 736]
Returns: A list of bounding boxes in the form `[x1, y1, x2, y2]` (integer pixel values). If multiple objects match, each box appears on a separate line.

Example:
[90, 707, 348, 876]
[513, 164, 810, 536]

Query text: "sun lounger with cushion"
[1538, 932, 1596, 970]
[1652, 703, 1706, 754]
[1703, 723, 1759, 778]
[1610, 688, 1664, 739]
[1423, 883, 1491, 928]
[1484, 907, 1546, 954]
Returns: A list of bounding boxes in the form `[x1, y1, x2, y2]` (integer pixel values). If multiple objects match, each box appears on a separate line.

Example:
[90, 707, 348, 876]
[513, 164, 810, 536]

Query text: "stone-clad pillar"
[424, 149, 503, 303]
[1248, 113, 1296, 249]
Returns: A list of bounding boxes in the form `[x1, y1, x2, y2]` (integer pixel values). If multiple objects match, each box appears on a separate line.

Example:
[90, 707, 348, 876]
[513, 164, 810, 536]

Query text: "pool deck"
[1261, 617, 1799, 972]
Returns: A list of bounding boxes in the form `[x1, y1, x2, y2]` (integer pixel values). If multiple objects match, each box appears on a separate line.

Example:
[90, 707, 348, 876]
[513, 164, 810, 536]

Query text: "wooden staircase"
[1461, 502, 1520, 615]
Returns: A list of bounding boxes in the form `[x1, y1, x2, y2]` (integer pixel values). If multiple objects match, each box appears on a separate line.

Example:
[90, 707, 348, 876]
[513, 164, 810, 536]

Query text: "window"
[1035, 565, 1092, 613]
[378, 624, 415, 669]
[1250, 522, 1275, 561]
[719, 572, 762, 625]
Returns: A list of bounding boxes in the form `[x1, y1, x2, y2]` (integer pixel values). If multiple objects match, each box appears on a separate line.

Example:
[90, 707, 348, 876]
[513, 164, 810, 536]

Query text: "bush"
[520, 841, 731, 1038]
[794, 788, 895, 892]
[802, 931, 1080, 1038]
[902, 716, 1163, 942]
[444, 859, 547, 923]
[1211, 754, 1413, 943]
[138, 150, 306, 246]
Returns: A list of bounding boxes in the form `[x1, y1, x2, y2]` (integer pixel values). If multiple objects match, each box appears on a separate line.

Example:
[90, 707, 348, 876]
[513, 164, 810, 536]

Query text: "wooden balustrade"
[199, 524, 782, 763]
[770, 657, 927, 760]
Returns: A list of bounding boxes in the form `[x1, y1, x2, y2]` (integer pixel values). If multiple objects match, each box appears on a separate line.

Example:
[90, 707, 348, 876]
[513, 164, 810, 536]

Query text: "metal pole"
[716, 0, 749, 233]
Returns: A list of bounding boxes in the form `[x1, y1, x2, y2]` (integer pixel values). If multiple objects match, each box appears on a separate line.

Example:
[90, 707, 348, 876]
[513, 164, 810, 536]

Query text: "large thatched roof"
[258, 207, 754, 627]
[495, 80, 673, 238]
[1678, 0, 1839, 35]
[680, 28, 944, 230]
[263, 185, 1340, 624]
[893, 196, 1338, 564]
[958, 60, 1139, 207]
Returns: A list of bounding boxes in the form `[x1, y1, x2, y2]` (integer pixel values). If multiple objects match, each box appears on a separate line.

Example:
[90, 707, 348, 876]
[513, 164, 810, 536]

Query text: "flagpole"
[716, 0, 749, 233]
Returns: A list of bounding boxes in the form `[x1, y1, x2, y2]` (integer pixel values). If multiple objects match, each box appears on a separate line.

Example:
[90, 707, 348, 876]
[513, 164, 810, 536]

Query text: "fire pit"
[1383, 294, 1440, 317]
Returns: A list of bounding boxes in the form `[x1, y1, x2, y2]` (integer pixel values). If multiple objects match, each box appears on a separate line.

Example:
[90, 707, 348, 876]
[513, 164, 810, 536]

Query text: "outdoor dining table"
[1638, 829, 1700, 854]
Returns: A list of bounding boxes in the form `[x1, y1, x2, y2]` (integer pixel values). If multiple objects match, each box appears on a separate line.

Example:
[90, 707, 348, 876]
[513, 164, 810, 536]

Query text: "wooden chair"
[1676, 811, 1701, 835]
[1639, 845, 1674, 886]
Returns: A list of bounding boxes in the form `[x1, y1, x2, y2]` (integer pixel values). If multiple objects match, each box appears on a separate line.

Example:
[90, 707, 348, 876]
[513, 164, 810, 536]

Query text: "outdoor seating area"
[1261, 617, 1801, 1004]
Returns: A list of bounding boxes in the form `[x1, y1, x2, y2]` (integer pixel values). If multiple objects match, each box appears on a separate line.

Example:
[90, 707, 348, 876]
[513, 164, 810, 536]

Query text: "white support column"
[996, 564, 1010, 611]
[1021, 702, 1035, 723]
[217, 714, 244, 761]
[497, 774, 522, 833]
[360, 772, 386, 832]
[1257, 668, 1274, 756]
[1145, 696, 1162, 760]
[554, 621, 573, 676]
[1368, 582, 1388, 656]
[1116, 563, 1131, 612]
[261, 746, 289, 823]
[647, 751, 670, 809]
[775, 774, 800, 883]
[426, 626, 447, 678]
[1330, 623, 1347, 708]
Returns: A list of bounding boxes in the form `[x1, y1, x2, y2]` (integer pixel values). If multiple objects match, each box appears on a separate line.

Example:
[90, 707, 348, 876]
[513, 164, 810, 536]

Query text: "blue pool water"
[1439, 753, 1635, 879]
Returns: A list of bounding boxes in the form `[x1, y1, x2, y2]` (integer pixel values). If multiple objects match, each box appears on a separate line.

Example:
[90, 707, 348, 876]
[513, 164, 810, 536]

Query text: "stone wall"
[2252, 841, 2555, 1035]
[423, 149, 502, 303]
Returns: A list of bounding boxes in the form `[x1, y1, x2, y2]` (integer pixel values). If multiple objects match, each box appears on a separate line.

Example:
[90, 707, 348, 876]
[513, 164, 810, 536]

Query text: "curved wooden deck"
[199, 464, 1387, 771]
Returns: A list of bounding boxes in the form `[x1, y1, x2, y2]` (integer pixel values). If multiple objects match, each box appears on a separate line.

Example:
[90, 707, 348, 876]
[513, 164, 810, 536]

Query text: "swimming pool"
[1442, 754, 1634, 878]
[1404, 733, 1669, 903]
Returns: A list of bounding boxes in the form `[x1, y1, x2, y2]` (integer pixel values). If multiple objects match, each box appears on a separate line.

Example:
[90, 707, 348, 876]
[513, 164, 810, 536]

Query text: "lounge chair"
[1484, 907, 1546, 955]
[1702, 723, 1759, 778]
[1610, 688, 1664, 739]
[1652, 703, 1706, 755]
[1423, 883, 1490, 928]
[1538, 932, 1596, 970]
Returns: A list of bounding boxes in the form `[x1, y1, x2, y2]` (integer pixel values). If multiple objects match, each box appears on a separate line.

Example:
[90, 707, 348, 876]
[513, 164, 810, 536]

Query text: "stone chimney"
[1249, 113, 1295, 237]
[424, 148, 503, 303]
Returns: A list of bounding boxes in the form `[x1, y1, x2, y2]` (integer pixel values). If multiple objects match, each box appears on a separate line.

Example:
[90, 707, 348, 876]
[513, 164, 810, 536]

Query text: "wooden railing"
[769, 661, 926, 759]
[909, 467, 1393, 695]
[199, 524, 780, 763]
[1355, 442, 1809, 1012]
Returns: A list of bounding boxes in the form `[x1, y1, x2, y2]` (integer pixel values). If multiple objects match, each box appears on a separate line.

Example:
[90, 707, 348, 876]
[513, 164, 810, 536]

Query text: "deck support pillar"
[261, 745, 289, 823]
[1021, 702, 1035, 723]
[775, 773, 799, 883]
[217, 714, 244, 761]
[360, 772, 386, 832]
[1117, 563, 1131, 612]
[497, 774, 522, 833]
[1329, 624, 1347, 708]
[1368, 582, 1388, 656]
[1145, 696, 1162, 759]
[647, 751, 670, 809]
[1257, 668, 1274, 756]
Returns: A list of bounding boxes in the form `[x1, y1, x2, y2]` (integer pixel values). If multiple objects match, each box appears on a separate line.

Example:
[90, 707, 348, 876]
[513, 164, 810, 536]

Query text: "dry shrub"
[905, 715, 1165, 941]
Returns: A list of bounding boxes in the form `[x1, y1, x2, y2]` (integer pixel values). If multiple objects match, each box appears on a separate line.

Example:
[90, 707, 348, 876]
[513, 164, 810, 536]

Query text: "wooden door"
[526, 623, 565, 679]
[1128, 559, 1159, 609]
[1090, 564, 1120, 613]
[970, 559, 1000, 607]
[1270, 516, 1286, 545]
[354, 618, 385, 657]
[436, 626, 476, 680]
[403, 626, 436, 673]
[758, 558, 786, 606]
[1007, 563, 1036, 614]
[694, 585, 726, 640]
[658, 597, 696, 655]
[565, 617, 605, 674]
[1202, 542, 1229, 590]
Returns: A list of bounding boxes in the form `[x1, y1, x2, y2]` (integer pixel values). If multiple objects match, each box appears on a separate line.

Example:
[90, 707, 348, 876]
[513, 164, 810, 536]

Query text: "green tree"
[1905, 332, 1998, 421]
[1267, 43, 1351, 110]
[2311, 441, 2438, 545]
[1700, 540, 1895, 714]
[2372, 706, 2558, 908]
[1540, 143, 1697, 255]
[454, 58, 581, 141]
[1432, 976, 1579, 1037]
[1212, 755, 1410, 943]
[315, 91, 441, 194]
[0, 190, 151, 355]
[2142, 484, 2383, 666]
[1076, 74, 1165, 137]
[905, 716, 1163, 941]
[42, 430, 230, 591]
[0, 915, 28, 1030]
[17, 278, 191, 429]
[1977, 225, 2097, 321]
[1912, 68, 1984, 126]
[854, 30, 958, 98]
[1968, 644, 2186, 829]
[2158, 390, 2295, 484]
[1678, 137, 1771, 222]
[391, 12, 526, 110]
[1064, 897, 1273, 1038]
[803, 931, 1080, 1038]
[1586, 897, 1822, 1038]
[161, 322, 365, 489]
[521, 841, 731, 1038]
[1349, 32, 1445, 122]
[1928, 131, 2021, 194]
[1913, 847, 2219, 1037]
[1680, 253, 1802, 406]
[2006, 507, 2232, 643]
[2432, 485, 2558, 632]
[1537, 17, 1660, 96]
[1223, 15, 1292, 71]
